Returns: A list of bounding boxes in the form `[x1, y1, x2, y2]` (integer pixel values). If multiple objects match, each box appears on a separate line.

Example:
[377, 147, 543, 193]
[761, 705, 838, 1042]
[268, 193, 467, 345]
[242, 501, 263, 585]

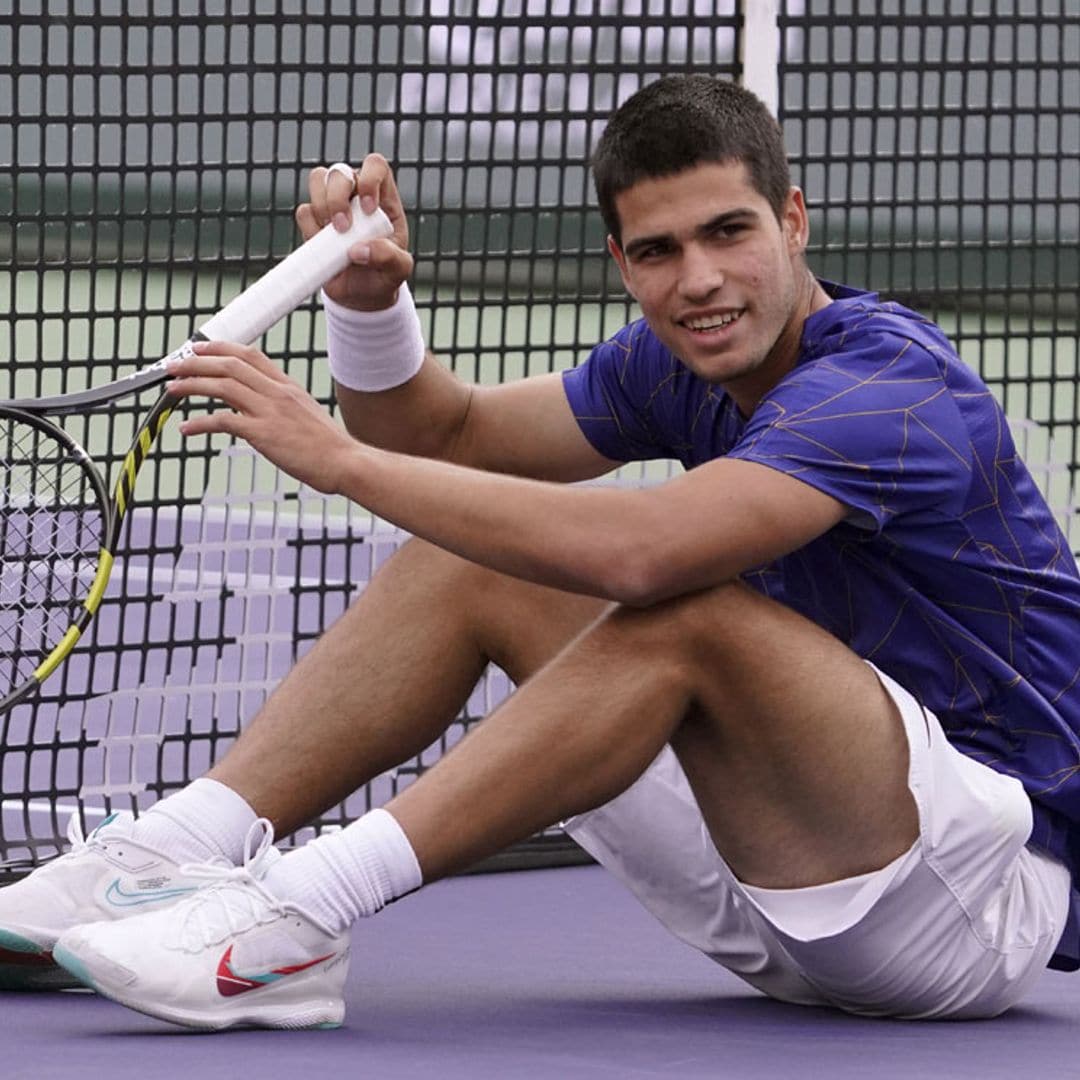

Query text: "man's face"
[608, 161, 811, 412]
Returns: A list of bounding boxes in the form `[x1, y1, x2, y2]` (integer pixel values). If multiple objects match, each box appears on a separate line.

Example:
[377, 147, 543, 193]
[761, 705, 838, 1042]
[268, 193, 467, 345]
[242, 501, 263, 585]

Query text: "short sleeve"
[728, 333, 975, 531]
[562, 319, 733, 466]
[562, 321, 670, 461]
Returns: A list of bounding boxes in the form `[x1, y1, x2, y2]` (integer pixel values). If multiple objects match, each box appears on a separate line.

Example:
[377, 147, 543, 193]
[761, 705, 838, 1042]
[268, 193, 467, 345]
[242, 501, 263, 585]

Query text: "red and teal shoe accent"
[215, 944, 337, 997]
[0, 929, 79, 991]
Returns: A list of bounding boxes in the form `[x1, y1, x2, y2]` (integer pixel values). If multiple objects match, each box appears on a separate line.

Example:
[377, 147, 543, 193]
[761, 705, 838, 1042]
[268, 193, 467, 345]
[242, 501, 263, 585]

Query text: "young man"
[2, 75, 1078, 1029]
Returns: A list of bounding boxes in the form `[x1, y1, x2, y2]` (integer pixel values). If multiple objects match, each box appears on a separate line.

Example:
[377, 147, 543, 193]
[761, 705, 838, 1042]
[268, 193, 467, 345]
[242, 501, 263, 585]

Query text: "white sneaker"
[0, 811, 201, 991]
[53, 820, 350, 1030]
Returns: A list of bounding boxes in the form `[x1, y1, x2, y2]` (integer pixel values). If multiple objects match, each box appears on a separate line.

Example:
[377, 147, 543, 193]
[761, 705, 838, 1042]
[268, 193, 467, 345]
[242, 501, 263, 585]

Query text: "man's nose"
[677, 244, 725, 302]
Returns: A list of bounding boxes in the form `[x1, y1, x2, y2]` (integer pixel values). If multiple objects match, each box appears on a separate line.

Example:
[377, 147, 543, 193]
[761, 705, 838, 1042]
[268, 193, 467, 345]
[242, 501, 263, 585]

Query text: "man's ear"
[607, 235, 637, 300]
[783, 187, 811, 256]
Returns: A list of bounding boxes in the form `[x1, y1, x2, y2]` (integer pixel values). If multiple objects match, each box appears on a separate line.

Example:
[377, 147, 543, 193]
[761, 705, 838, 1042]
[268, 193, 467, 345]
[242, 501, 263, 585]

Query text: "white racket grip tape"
[196, 198, 393, 345]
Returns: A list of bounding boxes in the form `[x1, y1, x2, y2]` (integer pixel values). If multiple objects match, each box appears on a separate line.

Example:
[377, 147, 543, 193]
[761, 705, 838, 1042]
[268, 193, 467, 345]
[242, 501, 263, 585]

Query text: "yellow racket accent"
[29, 547, 112, 683]
[116, 452, 136, 515]
[84, 549, 114, 613]
[33, 627, 83, 681]
[116, 411, 170, 517]
[123, 451, 138, 493]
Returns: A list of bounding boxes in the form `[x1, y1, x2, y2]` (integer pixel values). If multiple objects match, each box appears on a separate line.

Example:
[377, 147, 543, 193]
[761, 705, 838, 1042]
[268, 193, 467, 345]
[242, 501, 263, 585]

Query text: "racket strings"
[0, 418, 106, 692]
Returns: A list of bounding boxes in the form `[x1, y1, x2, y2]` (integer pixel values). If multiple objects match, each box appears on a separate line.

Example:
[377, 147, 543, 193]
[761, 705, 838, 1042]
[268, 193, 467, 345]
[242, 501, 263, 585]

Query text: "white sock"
[262, 809, 423, 933]
[132, 778, 258, 866]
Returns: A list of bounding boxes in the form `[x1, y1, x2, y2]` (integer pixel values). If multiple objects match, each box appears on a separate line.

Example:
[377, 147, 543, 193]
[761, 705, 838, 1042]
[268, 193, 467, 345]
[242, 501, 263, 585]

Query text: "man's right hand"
[296, 154, 414, 312]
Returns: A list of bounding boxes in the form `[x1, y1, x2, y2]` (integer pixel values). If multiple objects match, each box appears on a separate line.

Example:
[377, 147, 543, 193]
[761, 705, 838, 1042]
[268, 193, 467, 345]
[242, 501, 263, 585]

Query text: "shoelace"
[65, 813, 88, 851]
[169, 818, 285, 953]
[63, 810, 124, 856]
[0, 812, 122, 876]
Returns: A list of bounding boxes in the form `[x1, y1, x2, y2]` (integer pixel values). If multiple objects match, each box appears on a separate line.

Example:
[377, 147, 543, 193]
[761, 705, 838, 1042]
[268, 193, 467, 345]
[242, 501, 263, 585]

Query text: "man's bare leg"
[0, 537, 604, 993]
[390, 579, 918, 890]
[44, 557, 920, 1026]
[209, 539, 607, 836]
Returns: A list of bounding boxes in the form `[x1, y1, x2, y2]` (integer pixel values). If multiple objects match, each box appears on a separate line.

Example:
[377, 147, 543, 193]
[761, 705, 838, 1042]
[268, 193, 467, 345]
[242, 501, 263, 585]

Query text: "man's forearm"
[336, 442, 662, 604]
[330, 444, 844, 608]
[334, 355, 474, 462]
[324, 282, 473, 462]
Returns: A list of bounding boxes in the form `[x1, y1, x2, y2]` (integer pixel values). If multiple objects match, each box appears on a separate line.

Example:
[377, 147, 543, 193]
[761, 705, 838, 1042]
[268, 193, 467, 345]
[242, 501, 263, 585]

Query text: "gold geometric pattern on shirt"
[574, 309, 1080, 828]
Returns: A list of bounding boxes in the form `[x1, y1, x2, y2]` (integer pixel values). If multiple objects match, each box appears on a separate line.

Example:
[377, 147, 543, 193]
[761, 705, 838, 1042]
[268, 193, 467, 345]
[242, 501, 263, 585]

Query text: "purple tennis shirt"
[562, 281, 1080, 970]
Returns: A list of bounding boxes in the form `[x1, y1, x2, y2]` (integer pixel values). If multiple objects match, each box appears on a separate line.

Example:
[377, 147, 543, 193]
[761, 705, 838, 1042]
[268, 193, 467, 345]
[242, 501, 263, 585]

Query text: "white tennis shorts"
[564, 664, 1072, 1020]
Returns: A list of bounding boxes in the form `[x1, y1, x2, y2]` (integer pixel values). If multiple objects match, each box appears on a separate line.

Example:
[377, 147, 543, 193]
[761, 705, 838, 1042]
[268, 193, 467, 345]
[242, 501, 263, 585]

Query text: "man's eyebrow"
[622, 233, 673, 259]
[622, 208, 761, 259]
[696, 207, 760, 233]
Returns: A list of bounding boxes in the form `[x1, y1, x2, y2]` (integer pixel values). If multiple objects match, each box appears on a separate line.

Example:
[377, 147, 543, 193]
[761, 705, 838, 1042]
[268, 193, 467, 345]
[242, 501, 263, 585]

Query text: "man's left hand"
[167, 341, 357, 495]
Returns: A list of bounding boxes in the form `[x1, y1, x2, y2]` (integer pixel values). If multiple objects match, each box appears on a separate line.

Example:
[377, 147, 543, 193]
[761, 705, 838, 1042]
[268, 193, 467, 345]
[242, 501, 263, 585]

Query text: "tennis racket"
[0, 199, 392, 715]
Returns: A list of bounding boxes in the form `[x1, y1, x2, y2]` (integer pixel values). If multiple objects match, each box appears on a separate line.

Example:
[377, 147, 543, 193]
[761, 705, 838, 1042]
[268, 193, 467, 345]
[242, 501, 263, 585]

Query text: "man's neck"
[727, 272, 832, 418]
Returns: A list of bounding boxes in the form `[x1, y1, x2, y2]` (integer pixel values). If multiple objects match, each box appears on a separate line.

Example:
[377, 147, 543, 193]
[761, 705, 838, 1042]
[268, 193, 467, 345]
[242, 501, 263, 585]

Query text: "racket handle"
[197, 198, 393, 345]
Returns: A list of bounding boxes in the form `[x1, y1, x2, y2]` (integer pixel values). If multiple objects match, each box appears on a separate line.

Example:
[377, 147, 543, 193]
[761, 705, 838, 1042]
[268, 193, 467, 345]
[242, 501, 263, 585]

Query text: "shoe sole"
[0, 929, 81, 991]
[53, 943, 344, 1031]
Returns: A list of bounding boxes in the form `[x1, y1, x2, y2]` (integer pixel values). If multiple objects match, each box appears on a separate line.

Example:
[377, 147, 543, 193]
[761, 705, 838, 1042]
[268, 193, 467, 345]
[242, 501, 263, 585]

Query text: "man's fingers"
[166, 345, 290, 412]
[304, 163, 357, 232]
[354, 153, 392, 216]
[295, 202, 321, 242]
[299, 155, 408, 249]
[305, 166, 332, 229]
[180, 341, 290, 382]
[163, 346, 348, 495]
[349, 235, 415, 279]
[325, 162, 359, 231]
[355, 153, 409, 245]
[176, 410, 244, 439]
[297, 155, 410, 307]
[166, 372, 262, 415]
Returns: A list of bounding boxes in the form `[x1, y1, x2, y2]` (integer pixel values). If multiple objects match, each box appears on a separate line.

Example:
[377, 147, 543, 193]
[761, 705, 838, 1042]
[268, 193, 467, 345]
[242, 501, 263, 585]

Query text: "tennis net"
[1, 1, 1077, 875]
[0, 2, 740, 873]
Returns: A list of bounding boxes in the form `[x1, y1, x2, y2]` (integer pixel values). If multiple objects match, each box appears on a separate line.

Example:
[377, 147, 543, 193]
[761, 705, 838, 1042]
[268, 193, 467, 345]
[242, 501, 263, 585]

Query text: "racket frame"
[0, 198, 393, 713]
[0, 404, 112, 712]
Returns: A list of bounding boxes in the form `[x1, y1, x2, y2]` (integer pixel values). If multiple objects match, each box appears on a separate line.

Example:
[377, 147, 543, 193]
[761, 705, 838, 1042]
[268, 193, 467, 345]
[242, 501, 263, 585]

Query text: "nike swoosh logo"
[104, 879, 197, 908]
[216, 944, 336, 997]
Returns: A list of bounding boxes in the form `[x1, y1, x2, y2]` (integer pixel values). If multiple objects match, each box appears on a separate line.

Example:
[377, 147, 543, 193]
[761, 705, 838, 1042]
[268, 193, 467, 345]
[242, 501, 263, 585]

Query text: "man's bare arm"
[168, 343, 847, 606]
[298, 157, 614, 483]
[331, 447, 846, 605]
[335, 366, 615, 483]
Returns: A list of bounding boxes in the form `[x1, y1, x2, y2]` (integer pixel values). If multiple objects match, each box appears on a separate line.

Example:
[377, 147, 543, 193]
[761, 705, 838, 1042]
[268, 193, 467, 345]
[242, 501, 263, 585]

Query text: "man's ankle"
[132, 777, 258, 865]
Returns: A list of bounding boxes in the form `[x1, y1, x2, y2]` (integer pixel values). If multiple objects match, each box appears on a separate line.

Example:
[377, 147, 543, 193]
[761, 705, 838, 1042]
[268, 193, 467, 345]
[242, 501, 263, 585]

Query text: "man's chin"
[679, 353, 753, 385]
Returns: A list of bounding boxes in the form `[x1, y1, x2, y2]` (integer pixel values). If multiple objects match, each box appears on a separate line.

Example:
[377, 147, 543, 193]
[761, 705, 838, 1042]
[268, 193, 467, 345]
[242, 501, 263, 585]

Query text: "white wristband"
[322, 283, 426, 392]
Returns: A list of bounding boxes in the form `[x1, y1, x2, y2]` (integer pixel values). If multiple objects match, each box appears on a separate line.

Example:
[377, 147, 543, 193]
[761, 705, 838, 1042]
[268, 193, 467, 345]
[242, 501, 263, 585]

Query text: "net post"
[740, 0, 781, 116]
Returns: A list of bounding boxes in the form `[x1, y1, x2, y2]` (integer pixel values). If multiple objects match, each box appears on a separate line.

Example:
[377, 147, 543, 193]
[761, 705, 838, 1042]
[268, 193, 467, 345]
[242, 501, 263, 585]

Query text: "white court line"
[1, 799, 108, 818]
[105, 557, 354, 595]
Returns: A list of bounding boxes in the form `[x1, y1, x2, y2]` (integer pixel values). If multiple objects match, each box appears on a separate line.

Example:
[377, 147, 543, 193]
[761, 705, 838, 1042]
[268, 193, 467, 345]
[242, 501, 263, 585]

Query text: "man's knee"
[380, 537, 544, 620]
[380, 536, 486, 590]
[377, 538, 607, 683]
[599, 578, 759, 677]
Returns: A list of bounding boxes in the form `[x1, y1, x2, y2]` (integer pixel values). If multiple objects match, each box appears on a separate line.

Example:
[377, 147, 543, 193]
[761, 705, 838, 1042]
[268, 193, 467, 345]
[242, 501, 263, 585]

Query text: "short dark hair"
[592, 75, 791, 243]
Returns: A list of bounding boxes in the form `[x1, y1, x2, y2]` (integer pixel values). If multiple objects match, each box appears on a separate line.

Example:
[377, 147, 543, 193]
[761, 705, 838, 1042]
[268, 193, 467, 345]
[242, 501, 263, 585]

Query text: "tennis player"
[3, 75, 1079, 1030]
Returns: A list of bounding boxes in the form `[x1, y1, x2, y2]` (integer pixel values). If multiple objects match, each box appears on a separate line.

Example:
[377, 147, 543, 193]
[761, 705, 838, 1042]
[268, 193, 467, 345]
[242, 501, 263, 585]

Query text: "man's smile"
[679, 308, 745, 337]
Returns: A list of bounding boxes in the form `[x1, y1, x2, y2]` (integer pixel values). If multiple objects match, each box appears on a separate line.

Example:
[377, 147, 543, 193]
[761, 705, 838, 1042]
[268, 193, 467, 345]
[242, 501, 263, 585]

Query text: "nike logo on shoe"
[104, 879, 197, 908]
[216, 944, 336, 997]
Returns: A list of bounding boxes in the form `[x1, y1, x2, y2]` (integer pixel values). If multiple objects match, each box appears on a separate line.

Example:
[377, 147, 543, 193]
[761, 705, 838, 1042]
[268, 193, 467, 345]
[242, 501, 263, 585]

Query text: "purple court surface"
[6, 863, 1080, 1080]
